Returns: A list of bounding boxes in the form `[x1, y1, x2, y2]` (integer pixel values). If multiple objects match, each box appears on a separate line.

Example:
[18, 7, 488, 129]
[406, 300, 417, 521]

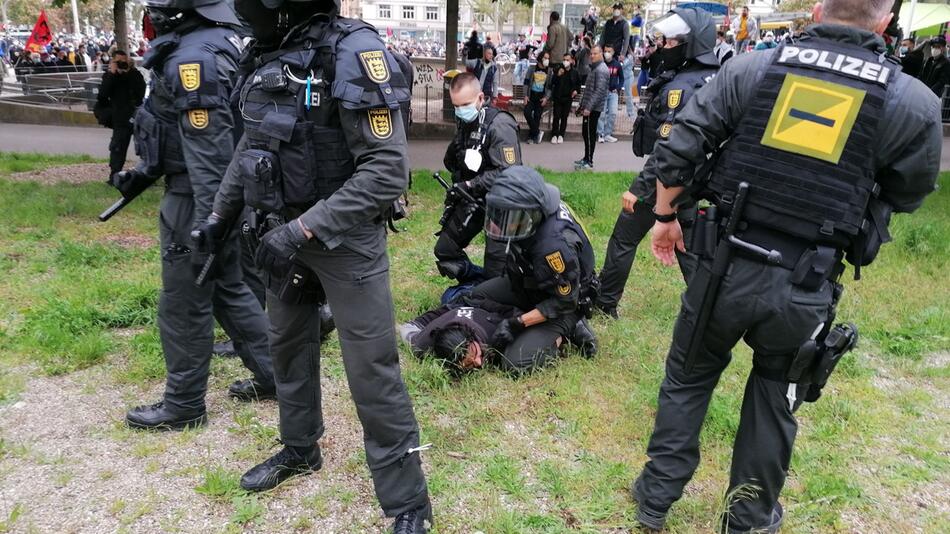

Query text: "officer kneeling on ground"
[632, 1, 941, 532]
[436, 72, 522, 281]
[205, 0, 431, 530]
[467, 166, 598, 375]
[596, 7, 718, 318]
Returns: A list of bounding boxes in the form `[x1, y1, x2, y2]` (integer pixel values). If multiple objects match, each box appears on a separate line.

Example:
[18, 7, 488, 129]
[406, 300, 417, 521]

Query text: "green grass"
[0, 154, 946, 532]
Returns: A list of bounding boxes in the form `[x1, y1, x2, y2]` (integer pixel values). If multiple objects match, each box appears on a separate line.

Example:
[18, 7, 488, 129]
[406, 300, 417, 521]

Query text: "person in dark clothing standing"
[546, 53, 580, 144]
[599, 3, 630, 59]
[581, 6, 598, 37]
[523, 51, 551, 144]
[899, 38, 923, 78]
[920, 36, 950, 97]
[576, 46, 607, 170]
[94, 50, 146, 177]
[463, 31, 484, 71]
[632, 0, 941, 531]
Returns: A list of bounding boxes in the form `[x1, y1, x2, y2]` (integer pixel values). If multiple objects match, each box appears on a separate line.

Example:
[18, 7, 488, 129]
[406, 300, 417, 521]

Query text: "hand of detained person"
[193, 213, 229, 254]
[491, 316, 525, 350]
[110, 169, 155, 199]
[621, 191, 637, 213]
[255, 219, 310, 277]
[651, 219, 685, 267]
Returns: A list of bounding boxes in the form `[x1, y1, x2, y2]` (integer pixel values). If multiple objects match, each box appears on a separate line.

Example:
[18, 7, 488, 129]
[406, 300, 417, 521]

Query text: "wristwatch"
[652, 206, 677, 223]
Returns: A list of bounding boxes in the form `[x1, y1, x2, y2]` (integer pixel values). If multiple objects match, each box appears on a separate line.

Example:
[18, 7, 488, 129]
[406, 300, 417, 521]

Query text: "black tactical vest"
[633, 65, 717, 157]
[709, 38, 897, 246]
[236, 17, 411, 214]
[453, 106, 506, 183]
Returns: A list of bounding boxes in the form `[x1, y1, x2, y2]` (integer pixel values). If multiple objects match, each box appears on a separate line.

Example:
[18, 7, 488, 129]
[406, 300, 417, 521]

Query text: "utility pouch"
[631, 108, 647, 157]
[846, 197, 893, 279]
[239, 149, 285, 213]
[804, 322, 858, 402]
[133, 107, 164, 177]
[790, 244, 839, 291]
[277, 263, 327, 305]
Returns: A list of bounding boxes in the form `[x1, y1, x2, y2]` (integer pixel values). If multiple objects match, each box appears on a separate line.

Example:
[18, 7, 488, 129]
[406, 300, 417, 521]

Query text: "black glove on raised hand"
[110, 169, 156, 199]
[255, 219, 310, 277]
[491, 316, 525, 350]
[193, 214, 230, 254]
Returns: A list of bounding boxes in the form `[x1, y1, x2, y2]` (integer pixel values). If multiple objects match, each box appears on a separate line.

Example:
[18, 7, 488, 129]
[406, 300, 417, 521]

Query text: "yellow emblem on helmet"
[178, 63, 201, 91]
[545, 251, 565, 273]
[660, 123, 673, 138]
[368, 108, 393, 139]
[667, 89, 683, 109]
[359, 50, 391, 84]
[188, 109, 209, 130]
[503, 146, 516, 164]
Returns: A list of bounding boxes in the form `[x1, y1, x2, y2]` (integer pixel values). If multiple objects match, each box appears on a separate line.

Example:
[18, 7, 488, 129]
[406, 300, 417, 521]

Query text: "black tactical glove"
[110, 169, 156, 199]
[491, 316, 525, 350]
[447, 181, 475, 205]
[255, 219, 310, 277]
[193, 214, 230, 254]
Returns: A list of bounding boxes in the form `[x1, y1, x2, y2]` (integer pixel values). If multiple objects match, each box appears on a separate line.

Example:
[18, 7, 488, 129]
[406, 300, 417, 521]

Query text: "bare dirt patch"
[8, 163, 112, 185]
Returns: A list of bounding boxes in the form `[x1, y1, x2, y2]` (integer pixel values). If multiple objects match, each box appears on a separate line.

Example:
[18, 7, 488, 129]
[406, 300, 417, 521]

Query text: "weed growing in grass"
[195, 466, 244, 500]
[483, 454, 527, 498]
[0, 503, 25, 533]
[229, 495, 265, 526]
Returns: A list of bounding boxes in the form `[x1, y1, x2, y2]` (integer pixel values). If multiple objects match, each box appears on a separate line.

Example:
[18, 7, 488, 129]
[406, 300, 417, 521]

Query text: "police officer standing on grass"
[631, 1, 941, 532]
[436, 72, 522, 281]
[204, 0, 431, 529]
[114, 0, 276, 431]
[468, 166, 598, 375]
[595, 7, 719, 319]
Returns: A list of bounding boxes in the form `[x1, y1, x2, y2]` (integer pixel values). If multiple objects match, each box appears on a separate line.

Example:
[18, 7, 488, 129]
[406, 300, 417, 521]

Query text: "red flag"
[25, 10, 53, 53]
[143, 12, 156, 41]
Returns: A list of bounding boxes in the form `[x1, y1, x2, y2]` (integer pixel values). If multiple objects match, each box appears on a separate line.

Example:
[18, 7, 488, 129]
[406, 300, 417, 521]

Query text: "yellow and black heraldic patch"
[545, 251, 565, 273]
[667, 89, 683, 110]
[178, 63, 201, 91]
[761, 73, 866, 164]
[660, 123, 673, 138]
[557, 282, 572, 296]
[188, 109, 209, 130]
[503, 146, 516, 164]
[359, 50, 391, 84]
[368, 109, 393, 139]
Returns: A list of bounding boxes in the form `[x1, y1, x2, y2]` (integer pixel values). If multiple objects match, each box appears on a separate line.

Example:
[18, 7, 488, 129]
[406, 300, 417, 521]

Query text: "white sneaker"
[605, 135, 619, 143]
[598, 136, 605, 143]
[550, 135, 558, 144]
[537, 132, 544, 144]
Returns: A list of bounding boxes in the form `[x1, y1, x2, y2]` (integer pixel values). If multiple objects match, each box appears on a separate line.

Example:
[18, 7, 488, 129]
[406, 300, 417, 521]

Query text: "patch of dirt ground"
[8, 163, 112, 185]
[0, 361, 406, 533]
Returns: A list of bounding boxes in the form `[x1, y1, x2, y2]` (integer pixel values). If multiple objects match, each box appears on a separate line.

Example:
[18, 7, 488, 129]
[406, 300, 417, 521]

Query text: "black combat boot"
[126, 401, 207, 431]
[392, 499, 432, 534]
[228, 378, 277, 402]
[240, 445, 322, 491]
[212, 339, 236, 357]
[570, 318, 598, 358]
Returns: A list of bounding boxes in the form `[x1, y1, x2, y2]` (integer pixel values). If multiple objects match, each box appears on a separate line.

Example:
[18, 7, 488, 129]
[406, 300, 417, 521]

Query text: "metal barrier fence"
[943, 86, 950, 123]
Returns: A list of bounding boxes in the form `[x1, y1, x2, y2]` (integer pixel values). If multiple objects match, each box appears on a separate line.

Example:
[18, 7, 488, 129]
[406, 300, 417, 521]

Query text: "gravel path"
[8, 163, 113, 185]
[0, 360, 398, 533]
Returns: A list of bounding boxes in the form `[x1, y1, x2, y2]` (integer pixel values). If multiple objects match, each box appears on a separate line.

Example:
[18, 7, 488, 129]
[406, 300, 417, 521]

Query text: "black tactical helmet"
[650, 7, 718, 67]
[485, 166, 560, 241]
[145, 0, 241, 26]
[258, 0, 340, 10]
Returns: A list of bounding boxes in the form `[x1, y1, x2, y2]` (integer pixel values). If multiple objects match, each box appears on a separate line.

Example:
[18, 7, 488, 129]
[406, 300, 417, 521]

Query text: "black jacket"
[920, 54, 950, 96]
[95, 68, 146, 128]
[549, 66, 580, 101]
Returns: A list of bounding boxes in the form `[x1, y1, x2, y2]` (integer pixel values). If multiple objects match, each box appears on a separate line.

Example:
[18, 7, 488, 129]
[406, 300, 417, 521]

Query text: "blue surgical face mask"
[455, 103, 479, 123]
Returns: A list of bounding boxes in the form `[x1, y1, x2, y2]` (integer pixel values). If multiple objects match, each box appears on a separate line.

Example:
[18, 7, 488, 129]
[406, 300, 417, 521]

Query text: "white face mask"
[542, 59, 549, 67]
[933, 47, 945, 58]
[613, 9, 622, 17]
[464, 149, 483, 172]
[604, 52, 614, 61]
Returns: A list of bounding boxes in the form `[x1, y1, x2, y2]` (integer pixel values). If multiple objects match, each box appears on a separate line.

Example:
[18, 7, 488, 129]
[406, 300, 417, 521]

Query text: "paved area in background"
[3, 123, 950, 172]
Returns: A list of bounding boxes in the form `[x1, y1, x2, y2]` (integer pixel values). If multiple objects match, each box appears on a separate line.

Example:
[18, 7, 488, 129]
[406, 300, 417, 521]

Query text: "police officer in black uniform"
[436, 72, 523, 281]
[204, 0, 431, 529]
[632, 1, 941, 531]
[115, 0, 276, 430]
[468, 166, 598, 375]
[595, 7, 718, 318]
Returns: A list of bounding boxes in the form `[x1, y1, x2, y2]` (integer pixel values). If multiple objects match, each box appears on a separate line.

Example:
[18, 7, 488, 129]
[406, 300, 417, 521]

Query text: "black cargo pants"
[634, 255, 834, 532]
[157, 191, 274, 414]
[265, 223, 428, 517]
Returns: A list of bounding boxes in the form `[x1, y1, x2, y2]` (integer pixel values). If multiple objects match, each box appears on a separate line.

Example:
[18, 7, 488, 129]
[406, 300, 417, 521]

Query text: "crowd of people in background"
[0, 30, 150, 84]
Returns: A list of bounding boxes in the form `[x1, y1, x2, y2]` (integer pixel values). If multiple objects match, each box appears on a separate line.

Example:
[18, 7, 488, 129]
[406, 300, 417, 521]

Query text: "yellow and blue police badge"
[545, 251, 565, 273]
[178, 63, 201, 91]
[557, 282, 572, 296]
[503, 146, 516, 164]
[188, 109, 209, 130]
[359, 50, 391, 84]
[667, 89, 683, 109]
[367, 108, 392, 139]
[660, 123, 673, 138]
[761, 73, 866, 164]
